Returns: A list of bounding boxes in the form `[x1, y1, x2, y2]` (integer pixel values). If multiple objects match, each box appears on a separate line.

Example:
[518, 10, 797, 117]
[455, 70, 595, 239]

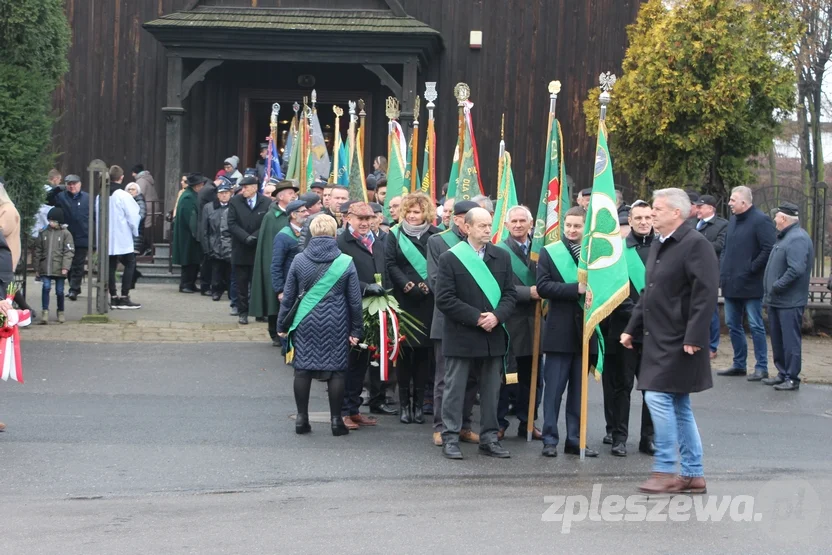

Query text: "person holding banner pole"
[384, 193, 440, 424]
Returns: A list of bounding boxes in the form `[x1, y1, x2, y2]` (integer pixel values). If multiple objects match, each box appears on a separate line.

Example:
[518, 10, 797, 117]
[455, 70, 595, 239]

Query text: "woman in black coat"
[385, 193, 440, 424]
[278, 214, 363, 437]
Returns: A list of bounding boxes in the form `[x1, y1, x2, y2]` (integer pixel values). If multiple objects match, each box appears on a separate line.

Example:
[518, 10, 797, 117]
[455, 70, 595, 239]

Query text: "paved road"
[1, 342, 829, 554]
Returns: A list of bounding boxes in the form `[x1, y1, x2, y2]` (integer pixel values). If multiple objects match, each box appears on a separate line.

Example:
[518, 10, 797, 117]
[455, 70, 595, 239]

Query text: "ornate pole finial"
[292, 101, 300, 115]
[386, 97, 400, 121]
[333, 105, 343, 118]
[358, 99, 366, 118]
[548, 80, 561, 115]
[500, 113, 505, 141]
[413, 96, 421, 126]
[270, 103, 280, 127]
[349, 100, 357, 122]
[453, 82, 470, 106]
[599, 72, 616, 121]
[425, 82, 437, 109]
[311, 89, 317, 107]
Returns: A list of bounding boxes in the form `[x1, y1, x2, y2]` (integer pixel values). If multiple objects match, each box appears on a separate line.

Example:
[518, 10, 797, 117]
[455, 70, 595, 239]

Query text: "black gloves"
[245, 235, 258, 246]
[364, 284, 385, 297]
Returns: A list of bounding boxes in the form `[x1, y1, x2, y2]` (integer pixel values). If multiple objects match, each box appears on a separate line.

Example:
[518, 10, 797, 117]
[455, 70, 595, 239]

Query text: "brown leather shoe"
[638, 472, 681, 494]
[497, 428, 506, 440]
[675, 475, 707, 494]
[342, 416, 359, 430]
[459, 429, 479, 443]
[350, 413, 378, 427]
[0, 422, 5, 432]
[518, 425, 543, 440]
[433, 432, 442, 446]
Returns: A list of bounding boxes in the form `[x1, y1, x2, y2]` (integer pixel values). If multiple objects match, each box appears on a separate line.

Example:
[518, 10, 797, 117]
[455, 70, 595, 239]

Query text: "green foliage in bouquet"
[361, 274, 424, 349]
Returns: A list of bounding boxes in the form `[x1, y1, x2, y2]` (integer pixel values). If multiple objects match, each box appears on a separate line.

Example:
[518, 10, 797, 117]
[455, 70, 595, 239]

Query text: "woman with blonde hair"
[384, 192, 440, 424]
[278, 214, 363, 437]
[0, 179, 21, 269]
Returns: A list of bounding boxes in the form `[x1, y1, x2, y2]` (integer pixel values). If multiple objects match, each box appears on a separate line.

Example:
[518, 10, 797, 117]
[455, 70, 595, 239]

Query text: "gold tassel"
[505, 372, 519, 385]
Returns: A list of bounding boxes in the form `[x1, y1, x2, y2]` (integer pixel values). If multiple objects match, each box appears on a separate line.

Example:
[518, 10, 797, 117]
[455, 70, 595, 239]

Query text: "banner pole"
[526, 302, 542, 442]
[579, 335, 589, 460]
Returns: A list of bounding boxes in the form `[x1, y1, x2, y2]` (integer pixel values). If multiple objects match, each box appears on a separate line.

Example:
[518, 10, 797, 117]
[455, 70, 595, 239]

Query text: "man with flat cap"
[227, 175, 271, 325]
[337, 201, 394, 429]
[762, 203, 813, 391]
[251, 180, 298, 341]
[172, 173, 208, 293]
[695, 195, 728, 358]
[256, 142, 271, 185]
[426, 199, 482, 446]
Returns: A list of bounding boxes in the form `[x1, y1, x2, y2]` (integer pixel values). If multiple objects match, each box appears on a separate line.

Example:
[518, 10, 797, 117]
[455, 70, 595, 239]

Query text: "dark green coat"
[172, 188, 203, 266]
[250, 203, 289, 317]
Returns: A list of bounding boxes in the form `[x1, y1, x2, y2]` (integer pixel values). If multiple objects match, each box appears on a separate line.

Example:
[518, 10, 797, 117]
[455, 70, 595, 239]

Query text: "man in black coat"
[435, 207, 517, 460]
[694, 195, 728, 358]
[536, 206, 599, 458]
[601, 200, 655, 457]
[196, 173, 220, 295]
[621, 188, 718, 495]
[496, 205, 542, 440]
[227, 176, 271, 325]
[718, 186, 776, 380]
[426, 200, 481, 447]
[336, 202, 395, 428]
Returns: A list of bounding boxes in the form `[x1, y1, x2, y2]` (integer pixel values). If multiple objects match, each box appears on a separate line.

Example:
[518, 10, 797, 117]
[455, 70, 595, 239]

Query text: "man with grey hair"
[718, 185, 775, 380]
[471, 194, 494, 214]
[762, 203, 813, 391]
[622, 187, 718, 494]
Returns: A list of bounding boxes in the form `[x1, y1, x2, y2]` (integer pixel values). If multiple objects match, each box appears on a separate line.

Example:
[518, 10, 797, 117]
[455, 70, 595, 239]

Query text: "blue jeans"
[644, 391, 704, 478]
[723, 297, 767, 372]
[709, 306, 720, 353]
[41, 277, 66, 312]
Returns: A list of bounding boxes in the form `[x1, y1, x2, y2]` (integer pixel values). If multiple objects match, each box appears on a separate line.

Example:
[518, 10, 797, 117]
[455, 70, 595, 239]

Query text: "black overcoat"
[336, 230, 386, 294]
[625, 222, 719, 394]
[434, 242, 517, 358]
[227, 194, 271, 266]
[501, 238, 537, 358]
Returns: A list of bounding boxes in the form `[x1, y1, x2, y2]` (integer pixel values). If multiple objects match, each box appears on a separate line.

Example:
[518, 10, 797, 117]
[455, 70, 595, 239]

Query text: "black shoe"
[443, 442, 463, 460]
[255, 316, 266, 322]
[542, 445, 558, 458]
[774, 379, 800, 391]
[67, 291, 78, 301]
[179, 287, 197, 294]
[603, 433, 613, 445]
[564, 445, 598, 457]
[331, 417, 349, 436]
[638, 440, 656, 455]
[238, 314, 249, 325]
[762, 376, 785, 386]
[422, 402, 434, 416]
[369, 404, 398, 416]
[717, 367, 746, 376]
[747, 371, 768, 382]
[201, 290, 212, 296]
[399, 406, 413, 424]
[272, 338, 282, 347]
[295, 413, 311, 435]
[230, 306, 239, 316]
[478, 441, 510, 458]
[212, 294, 221, 302]
[109, 297, 122, 310]
[412, 394, 424, 424]
[611, 443, 627, 457]
[119, 296, 142, 310]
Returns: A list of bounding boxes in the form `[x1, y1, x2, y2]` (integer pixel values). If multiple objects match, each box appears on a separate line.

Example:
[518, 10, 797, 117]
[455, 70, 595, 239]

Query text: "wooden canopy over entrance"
[143, 5, 443, 211]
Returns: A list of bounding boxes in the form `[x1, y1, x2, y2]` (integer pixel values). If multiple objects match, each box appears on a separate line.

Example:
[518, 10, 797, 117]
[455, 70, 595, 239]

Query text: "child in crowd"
[33, 207, 74, 324]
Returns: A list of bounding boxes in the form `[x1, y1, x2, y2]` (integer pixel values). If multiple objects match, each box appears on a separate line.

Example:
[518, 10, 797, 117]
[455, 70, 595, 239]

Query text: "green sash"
[624, 246, 646, 293]
[437, 223, 446, 231]
[440, 229, 462, 249]
[286, 254, 353, 361]
[279, 225, 299, 241]
[496, 241, 535, 286]
[391, 225, 428, 280]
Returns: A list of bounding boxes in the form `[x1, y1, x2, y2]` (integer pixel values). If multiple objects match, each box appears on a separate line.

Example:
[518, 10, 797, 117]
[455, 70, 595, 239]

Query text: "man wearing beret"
[227, 176, 271, 325]
[762, 203, 813, 391]
[694, 195, 728, 359]
[251, 180, 298, 341]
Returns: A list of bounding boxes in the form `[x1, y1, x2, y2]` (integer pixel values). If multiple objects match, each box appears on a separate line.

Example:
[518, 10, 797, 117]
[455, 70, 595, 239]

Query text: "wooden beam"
[183, 0, 201, 10]
[363, 64, 402, 97]
[399, 57, 418, 137]
[181, 59, 223, 101]
[164, 56, 185, 216]
[384, 0, 407, 17]
[168, 47, 411, 66]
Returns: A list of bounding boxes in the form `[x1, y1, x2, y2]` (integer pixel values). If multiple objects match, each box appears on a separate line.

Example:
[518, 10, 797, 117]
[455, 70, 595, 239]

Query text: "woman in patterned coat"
[277, 215, 363, 437]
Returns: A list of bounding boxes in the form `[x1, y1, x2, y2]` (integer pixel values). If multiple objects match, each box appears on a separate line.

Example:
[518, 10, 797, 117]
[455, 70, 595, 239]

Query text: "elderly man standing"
[51, 175, 89, 301]
[718, 186, 775, 380]
[762, 203, 813, 391]
[435, 207, 517, 460]
[621, 188, 718, 494]
[172, 173, 207, 294]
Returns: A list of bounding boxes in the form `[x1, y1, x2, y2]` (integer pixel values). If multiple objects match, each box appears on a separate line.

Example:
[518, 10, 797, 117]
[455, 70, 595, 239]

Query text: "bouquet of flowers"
[360, 274, 423, 380]
[1, 283, 30, 383]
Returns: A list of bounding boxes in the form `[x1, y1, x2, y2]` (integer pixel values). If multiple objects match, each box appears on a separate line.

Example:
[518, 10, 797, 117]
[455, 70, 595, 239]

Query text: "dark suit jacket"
[426, 227, 465, 340]
[604, 231, 652, 351]
[501, 238, 537, 358]
[336, 229, 386, 295]
[696, 216, 728, 257]
[434, 242, 517, 358]
[536, 241, 598, 355]
[227, 194, 271, 266]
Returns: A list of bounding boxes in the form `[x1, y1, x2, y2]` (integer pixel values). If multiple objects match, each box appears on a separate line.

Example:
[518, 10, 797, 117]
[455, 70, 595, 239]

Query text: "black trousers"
[603, 346, 654, 445]
[397, 346, 432, 402]
[768, 306, 804, 382]
[200, 254, 213, 292]
[210, 259, 232, 297]
[108, 253, 136, 298]
[180, 264, 200, 292]
[342, 348, 385, 416]
[498, 355, 541, 430]
[68, 246, 87, 294]
[234, 264, 253, 315]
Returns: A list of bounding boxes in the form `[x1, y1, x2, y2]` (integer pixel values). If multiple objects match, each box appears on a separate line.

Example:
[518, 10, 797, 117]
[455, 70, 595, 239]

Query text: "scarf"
[401, 220, 430, 239]
[567, 239, 581, 262]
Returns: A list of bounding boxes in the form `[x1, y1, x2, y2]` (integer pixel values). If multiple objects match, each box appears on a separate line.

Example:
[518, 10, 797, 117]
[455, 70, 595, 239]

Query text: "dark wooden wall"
[52, 0, 644, 208]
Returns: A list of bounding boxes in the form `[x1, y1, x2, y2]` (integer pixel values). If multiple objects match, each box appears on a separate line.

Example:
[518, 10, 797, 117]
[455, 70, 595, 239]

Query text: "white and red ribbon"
[0, 308, 29, 383]
[378, 309, 389, 381]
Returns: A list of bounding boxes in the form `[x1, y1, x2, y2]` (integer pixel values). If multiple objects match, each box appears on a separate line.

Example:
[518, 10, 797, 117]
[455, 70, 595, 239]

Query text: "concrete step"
[153, 243, 170, 258]
[135, 271, 180, 284]
[136, 262, 178, 273]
